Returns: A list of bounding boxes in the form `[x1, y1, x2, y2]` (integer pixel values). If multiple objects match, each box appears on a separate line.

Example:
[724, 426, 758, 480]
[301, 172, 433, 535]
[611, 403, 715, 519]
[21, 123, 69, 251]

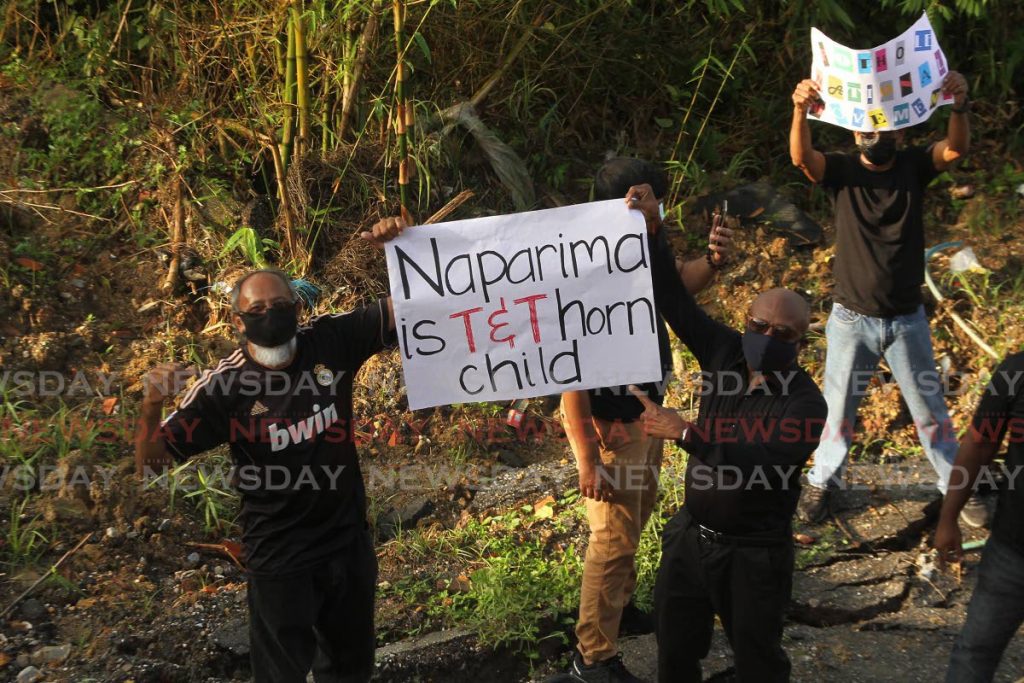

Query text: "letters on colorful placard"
[808, 12, 954, 132]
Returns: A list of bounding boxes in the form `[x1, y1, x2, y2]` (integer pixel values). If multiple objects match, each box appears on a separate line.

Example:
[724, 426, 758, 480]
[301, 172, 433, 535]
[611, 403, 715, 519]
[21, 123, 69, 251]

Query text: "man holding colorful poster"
[788, 14, 982, 525]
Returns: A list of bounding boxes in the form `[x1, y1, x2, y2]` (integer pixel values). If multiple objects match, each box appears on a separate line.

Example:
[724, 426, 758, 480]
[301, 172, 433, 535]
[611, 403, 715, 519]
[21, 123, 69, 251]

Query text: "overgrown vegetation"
[0, 0, 1022, 672]
[2, 1, 1022, 275]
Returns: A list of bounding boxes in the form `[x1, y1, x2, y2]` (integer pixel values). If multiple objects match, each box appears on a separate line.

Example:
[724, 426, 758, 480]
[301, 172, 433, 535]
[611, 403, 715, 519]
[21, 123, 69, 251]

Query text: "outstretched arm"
[790, 79, 826, 183]
[624, 184, 737, 369]
[362, 216, 409, 331]
[632, 386, 827, 470]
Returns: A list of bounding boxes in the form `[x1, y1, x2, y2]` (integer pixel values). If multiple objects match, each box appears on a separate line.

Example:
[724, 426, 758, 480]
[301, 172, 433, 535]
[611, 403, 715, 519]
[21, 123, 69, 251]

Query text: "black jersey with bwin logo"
[161, 299, 394, 576]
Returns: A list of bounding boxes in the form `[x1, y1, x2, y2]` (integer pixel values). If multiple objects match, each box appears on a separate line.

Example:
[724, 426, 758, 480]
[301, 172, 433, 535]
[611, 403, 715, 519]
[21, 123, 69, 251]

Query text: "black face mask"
[741, 331, 798, 373]
[857, 135, 897, 166]
[239, 303, 298, 347]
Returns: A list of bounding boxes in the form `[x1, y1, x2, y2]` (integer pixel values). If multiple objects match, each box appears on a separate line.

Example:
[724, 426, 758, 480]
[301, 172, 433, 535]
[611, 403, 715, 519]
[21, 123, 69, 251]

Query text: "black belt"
[696, 523, 790, 547]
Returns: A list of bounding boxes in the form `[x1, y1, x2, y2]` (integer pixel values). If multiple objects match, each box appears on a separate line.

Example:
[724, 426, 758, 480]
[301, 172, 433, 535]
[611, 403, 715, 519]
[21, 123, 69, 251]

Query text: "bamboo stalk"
[162, 175, 185, 291]
[340, 15, 355, 123]
[215, 119, 301, 270]
[338, 0, 381, 142]
[269, 140, 299, 266]
[280, 15, 296, 177]
[424, 189, 474, 225]
[274, 33, 284, 79]
[291, 1, 310, 160]
[681, 30, 752, 182]
[0, 3, 14, 49]
[321, 84, 331, 154]
[103, 0, 134, 62]
[393, 0, 409, 212]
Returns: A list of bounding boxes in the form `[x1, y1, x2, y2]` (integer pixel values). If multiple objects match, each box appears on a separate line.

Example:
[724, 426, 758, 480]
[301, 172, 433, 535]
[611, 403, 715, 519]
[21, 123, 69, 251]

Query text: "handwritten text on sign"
[384, 200, 663, 410]
[809, 12, 953, 132]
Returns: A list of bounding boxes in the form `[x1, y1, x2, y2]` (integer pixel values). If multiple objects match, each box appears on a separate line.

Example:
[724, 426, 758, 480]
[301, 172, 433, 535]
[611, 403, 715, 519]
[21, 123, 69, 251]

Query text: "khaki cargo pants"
[563, 406, 663, 664]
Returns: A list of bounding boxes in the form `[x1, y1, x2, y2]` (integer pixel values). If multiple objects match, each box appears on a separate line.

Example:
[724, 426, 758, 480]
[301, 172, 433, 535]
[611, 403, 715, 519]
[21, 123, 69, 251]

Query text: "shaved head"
[749, 288, 811, 338]
[230, 270, 300, 338]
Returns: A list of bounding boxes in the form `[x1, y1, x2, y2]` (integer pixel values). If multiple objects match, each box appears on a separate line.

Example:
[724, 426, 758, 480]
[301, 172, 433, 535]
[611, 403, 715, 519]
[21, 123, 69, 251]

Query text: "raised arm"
[362, 215, 409, 332]
[650, 227, 736, 369]
[790, 79, 826, 183]
[931, 71, 971, 172]
[624, 184, 737, 368]
[677, 216, 733, 294]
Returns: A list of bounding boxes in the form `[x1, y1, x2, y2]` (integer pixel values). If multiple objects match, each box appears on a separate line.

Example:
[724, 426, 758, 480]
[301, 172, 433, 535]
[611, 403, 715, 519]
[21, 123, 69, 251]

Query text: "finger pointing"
[628, 384, 658, 410]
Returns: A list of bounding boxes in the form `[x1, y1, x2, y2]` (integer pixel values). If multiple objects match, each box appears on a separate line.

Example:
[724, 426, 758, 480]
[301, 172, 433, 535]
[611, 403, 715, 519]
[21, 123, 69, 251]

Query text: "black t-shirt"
[161, 300, 394, 576]
[970, 352, 1024, 553]
[650, 234, 828, 535]
[587, 230, 674, 422]
[823, 146, 940, 317]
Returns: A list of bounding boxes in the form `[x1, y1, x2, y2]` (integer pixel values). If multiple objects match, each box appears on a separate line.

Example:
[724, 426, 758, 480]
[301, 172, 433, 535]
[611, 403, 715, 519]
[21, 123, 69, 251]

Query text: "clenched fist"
[142, 363, 197, 407]
[361, 216, 408, 247]
[792, 79, 822, 113]
[942, 71, 968, 106]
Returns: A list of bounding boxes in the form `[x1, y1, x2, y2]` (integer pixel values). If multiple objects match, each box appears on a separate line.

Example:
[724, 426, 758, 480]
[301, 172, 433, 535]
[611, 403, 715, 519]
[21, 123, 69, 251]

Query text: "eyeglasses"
[746, 316, 802, 343]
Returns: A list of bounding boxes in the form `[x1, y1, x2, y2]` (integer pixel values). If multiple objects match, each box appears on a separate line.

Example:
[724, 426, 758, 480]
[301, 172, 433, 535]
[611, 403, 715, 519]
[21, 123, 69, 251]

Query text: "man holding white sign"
[560, 158, 732, 683]
[135, 216, 406, 683]
[789, 17, 979, 524]
[628, 183, 826, 683]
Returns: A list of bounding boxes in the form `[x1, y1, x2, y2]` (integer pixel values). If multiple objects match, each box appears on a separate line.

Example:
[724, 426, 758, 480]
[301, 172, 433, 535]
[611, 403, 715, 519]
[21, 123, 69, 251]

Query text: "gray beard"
[248, 337, 297, 368]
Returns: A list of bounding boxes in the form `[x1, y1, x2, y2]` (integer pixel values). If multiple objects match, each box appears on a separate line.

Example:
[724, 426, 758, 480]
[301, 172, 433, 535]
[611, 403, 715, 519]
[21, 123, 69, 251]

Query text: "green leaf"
[412, 32, 432, 64]
[654, 117, 674, 128]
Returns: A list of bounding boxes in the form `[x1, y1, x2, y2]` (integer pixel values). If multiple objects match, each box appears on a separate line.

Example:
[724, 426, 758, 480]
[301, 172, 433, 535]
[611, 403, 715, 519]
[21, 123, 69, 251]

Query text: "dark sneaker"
[569, 650, 645, 683]
[960, 493, 991, 529]
[797, 485, 831, 524]
[618, 601, 654, 636]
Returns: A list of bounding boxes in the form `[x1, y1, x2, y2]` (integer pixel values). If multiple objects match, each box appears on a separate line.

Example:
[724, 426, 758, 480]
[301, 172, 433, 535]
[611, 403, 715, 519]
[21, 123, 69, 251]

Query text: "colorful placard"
[808, 12, 953, 132]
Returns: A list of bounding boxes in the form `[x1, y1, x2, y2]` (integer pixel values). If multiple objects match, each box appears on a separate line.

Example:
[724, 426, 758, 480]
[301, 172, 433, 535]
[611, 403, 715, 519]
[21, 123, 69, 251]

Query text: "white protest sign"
[384, 200, 664, 410]
[808, 12, 953, 132]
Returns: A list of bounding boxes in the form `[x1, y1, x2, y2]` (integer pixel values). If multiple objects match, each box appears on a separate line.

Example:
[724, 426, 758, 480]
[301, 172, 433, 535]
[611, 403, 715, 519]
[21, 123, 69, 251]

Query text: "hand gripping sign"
[808, 12, 954, 132]
[384, 200, 664, 410]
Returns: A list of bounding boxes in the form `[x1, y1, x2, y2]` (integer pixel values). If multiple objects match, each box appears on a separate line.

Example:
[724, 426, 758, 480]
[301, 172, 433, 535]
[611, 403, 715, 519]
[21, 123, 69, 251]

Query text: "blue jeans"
[807, 302, 956, 492]
[947, 533, 1024, 682]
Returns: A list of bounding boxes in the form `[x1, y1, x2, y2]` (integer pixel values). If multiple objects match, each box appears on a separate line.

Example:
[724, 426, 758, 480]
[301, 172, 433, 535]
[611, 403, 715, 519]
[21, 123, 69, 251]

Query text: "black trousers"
[654, 508, 793, 683]
[247, 531, 377, 683]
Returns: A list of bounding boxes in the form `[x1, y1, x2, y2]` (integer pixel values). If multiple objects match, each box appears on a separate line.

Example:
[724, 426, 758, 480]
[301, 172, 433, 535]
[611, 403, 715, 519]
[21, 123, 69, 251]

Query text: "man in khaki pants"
[559, 158, 731, 683]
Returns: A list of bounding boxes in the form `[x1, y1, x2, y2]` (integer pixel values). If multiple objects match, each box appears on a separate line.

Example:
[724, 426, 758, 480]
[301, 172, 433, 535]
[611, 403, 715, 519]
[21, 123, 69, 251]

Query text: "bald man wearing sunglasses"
[625, 183, 827, 683]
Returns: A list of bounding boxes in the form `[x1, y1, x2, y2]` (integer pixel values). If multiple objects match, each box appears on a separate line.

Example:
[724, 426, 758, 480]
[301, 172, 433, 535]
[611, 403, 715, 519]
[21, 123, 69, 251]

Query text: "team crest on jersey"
[314, 364, 334, 387]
